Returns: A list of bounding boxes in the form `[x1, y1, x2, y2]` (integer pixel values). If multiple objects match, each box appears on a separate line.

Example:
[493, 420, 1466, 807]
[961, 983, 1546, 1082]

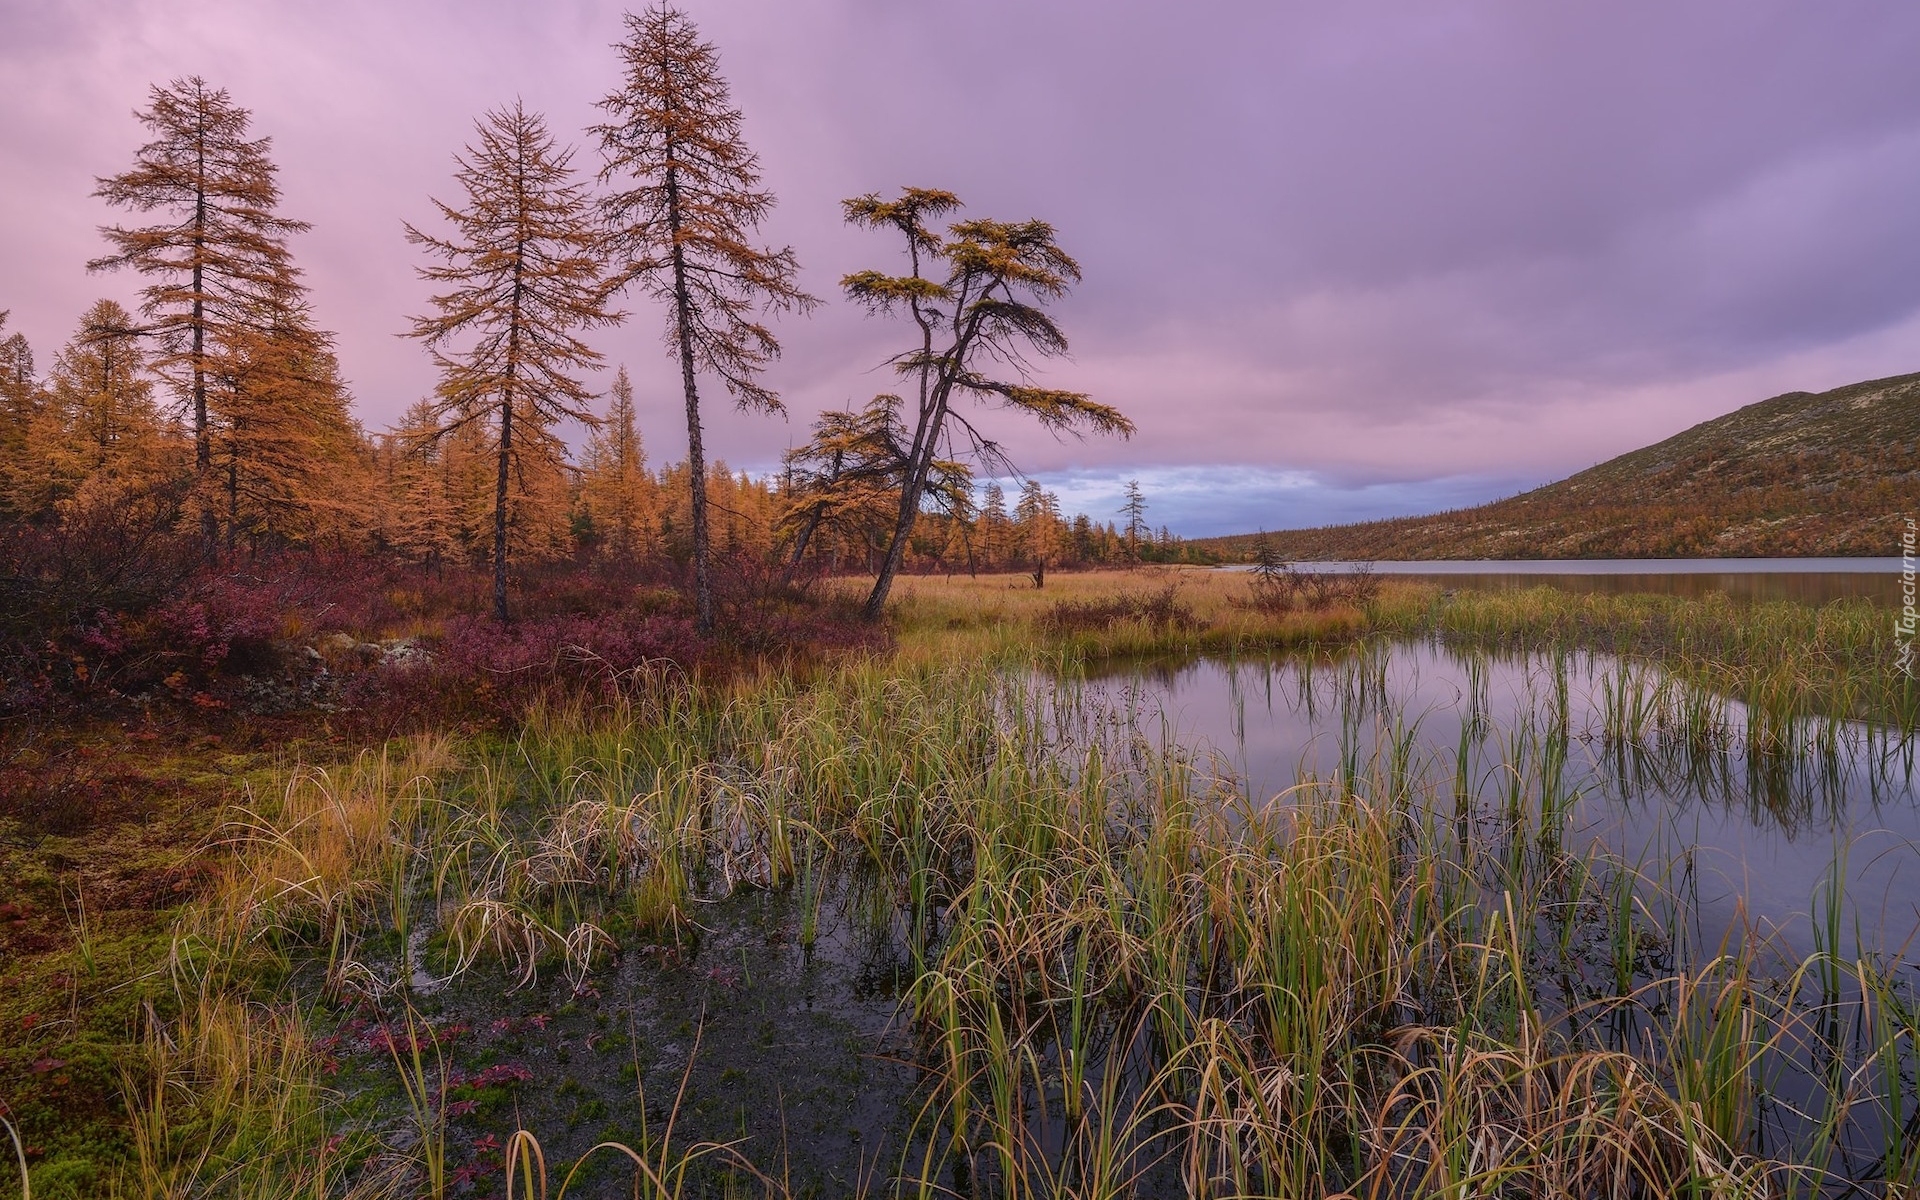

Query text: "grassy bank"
[885, 567, 1369, 664]
[893, 567, 1915, 733]
[5, 568, 1918, 1197]
[1371, 581, 1919, 732]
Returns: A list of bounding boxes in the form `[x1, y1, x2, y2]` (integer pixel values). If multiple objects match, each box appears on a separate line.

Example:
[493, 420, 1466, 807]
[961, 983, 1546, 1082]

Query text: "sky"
[5, 0, 1920, 536]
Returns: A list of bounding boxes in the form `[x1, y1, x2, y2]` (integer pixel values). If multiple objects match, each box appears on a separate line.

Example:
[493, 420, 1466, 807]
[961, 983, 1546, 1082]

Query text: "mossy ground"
[0, 717, 344, 1193]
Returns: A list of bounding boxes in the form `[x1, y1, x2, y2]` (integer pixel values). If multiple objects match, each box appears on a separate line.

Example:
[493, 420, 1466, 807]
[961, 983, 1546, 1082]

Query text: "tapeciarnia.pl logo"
[1899, 516, 1916, 680]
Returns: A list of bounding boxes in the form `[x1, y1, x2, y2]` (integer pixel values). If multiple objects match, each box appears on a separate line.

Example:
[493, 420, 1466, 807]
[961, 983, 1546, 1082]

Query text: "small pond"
[313, 631, 1920, 1197]
[1072, 640, 1919, 963]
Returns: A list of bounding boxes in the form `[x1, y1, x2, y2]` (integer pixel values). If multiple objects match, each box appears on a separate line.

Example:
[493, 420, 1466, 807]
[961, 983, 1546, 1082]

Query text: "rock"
[380, 639, 432, 667]
[317, 632, 358, 655]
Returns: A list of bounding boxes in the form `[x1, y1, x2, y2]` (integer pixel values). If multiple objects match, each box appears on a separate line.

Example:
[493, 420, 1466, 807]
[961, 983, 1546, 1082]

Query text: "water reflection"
[1073, 640, 1920, 960]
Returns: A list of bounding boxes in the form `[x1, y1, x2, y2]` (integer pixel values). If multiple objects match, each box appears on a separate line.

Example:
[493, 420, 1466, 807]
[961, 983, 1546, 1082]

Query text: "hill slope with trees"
[1203, 371, 1920, 561]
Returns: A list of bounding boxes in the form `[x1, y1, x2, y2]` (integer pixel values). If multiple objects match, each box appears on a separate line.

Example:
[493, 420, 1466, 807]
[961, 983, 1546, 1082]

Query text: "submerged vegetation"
[3, 567, 1917, 1197]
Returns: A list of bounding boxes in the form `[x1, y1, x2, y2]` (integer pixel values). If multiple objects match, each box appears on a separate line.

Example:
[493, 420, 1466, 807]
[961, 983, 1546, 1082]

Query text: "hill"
[1200, 371, 1920, 561]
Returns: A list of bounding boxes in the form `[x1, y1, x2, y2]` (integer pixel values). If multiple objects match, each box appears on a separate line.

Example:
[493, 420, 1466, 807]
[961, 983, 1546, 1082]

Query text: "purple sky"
[6, 1, 1920, 535]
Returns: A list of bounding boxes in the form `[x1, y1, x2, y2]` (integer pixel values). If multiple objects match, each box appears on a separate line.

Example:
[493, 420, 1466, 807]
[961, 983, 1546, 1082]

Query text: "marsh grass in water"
[1372, 581, 1920, 732]
[30, 572, 1920, 1199]
[92, 642, 1917, 1198]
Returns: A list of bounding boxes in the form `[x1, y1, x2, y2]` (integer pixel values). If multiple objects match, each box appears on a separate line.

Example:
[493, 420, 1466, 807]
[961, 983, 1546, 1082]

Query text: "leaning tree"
[843, 189, 1135, 620]
[593, 3, 815, 632]
[404, 102, 615, 622]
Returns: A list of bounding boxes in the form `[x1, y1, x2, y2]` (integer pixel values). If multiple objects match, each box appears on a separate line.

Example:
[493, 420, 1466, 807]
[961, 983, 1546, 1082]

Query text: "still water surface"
[1226, 557, 1908, 604]
[1077, 640, 1920, 961]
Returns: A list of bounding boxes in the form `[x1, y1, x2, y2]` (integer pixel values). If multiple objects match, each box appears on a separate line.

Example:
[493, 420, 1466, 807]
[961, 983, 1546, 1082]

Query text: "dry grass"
[882, 566, 1374, 662]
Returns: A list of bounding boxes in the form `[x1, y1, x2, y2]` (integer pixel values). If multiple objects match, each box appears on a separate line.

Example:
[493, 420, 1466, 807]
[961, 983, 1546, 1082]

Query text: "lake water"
[1224, 557, 1910, 605]
[1077, 640, 1920, 961]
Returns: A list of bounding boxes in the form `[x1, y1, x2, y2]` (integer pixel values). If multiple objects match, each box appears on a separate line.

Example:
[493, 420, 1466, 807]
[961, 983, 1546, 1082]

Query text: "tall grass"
[82, 575, 1920, 1198]
[118, 994, 335, 1200]
[202, 658, 1898, 1195]
[1375, 582, 1918, 732]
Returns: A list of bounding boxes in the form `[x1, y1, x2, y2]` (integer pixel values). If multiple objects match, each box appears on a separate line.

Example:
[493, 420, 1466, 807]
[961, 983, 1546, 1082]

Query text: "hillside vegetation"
[1203, 370, 1920, 560]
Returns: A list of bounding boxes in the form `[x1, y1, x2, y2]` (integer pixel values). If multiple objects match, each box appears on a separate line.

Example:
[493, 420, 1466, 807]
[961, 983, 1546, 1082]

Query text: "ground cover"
[0, 715, 336, 1196]
[4, 566, 1917, 1197]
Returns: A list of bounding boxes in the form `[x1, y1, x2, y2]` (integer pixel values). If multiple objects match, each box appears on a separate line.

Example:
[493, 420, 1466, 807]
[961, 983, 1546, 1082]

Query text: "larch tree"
[195, 277, 366, 551]
[1014, 479, 1062, 587]
[842, 190, 1135, 620]
[1121, 478, 1149, 559]
[780, 393, 974, 582]
[977, 481, 1009, 570]
[578, 365, 656, 559]
[0, 315, 40, 518]
[90, 77, 312, 542]
[23, 299, 173, 518]
[778, 395, 907, 581]
[593, 3, 816, 632]
[404, 101, 615, 622]
[384, 399, 460, 570]
[437, 419, 501, 565]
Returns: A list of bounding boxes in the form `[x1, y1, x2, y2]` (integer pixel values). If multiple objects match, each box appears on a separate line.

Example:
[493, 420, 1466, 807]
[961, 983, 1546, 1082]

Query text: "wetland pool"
[319, 637, 1920, 1196]
[1070, 639, 1920, 962]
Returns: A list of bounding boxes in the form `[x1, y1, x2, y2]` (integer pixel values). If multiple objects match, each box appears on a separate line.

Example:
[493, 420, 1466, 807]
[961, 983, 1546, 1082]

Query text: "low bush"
[1037, 582, 1201, 634]
[340, 608, 702, 733]
[1236, 562, 1381, 614]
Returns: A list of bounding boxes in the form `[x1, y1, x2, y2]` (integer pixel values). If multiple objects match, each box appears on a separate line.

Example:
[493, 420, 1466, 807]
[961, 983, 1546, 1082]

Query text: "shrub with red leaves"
[340, 607, 704, 733]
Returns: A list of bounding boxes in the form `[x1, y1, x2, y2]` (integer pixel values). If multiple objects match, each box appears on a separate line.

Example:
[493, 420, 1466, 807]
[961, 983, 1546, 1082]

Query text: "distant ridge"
[1198, 371, 1920, 561]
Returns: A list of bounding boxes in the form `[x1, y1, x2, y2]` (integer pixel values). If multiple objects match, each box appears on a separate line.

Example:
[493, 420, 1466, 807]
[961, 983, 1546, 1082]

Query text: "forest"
[0, 6, 1206, 728]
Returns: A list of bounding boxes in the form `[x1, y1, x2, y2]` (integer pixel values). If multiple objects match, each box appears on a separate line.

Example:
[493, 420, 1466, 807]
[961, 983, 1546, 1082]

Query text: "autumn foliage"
[0, 12, 1212, 728]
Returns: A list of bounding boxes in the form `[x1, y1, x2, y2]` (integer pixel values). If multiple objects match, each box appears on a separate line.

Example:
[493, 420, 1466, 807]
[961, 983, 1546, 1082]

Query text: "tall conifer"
[0, 315, 39, 517]
[22, 299, 173, 518]
[386, 399, 459, 570]
[200, 308, 364, 551]
[578, 365, 656, 559]
[405, 102, 614, 622]
[91, 77, 313, 542]
[593, 4, 815, 631]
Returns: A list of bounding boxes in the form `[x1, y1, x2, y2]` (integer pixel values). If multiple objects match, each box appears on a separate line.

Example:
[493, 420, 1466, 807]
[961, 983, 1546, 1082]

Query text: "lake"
[1223, 556, 1910, 605]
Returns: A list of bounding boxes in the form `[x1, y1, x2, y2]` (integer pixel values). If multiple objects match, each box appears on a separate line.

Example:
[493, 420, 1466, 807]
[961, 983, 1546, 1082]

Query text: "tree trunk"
[493, 394, 512, 624]
[193, 136, 215, 547]
[226, 445, 238, 555]
[678, 332, 711, 632]
[863, 467, 925, 621]
[665, 162, 714, 634]
[782, 508, 823, 587]
[863, 278, 960, 622]
[494, 217, 526, 625]
[863, 391, 947, 620]
[863, 368, 959, 620]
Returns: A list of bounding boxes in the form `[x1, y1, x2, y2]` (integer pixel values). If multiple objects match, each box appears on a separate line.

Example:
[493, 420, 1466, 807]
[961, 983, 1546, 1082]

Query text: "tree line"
[1, 4, 1208, 627]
